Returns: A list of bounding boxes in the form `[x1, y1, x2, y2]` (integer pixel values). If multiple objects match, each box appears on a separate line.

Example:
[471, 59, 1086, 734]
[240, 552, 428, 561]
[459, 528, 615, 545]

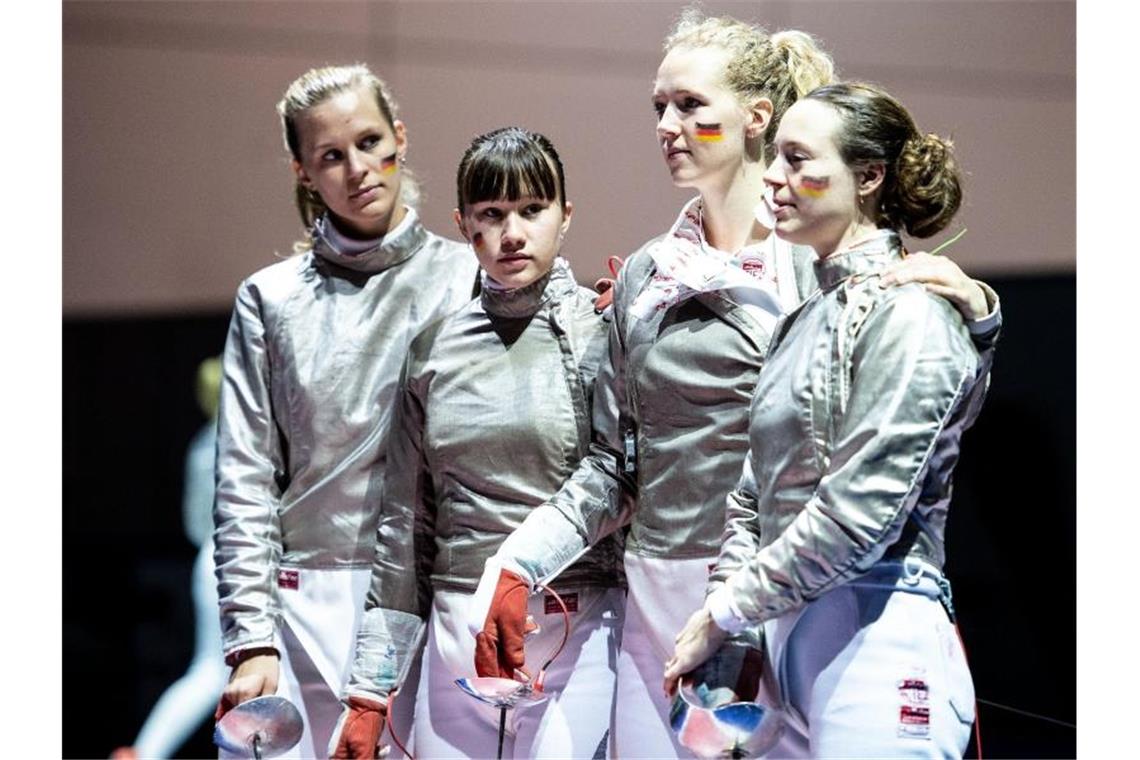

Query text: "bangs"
[457, 134, 562, 209]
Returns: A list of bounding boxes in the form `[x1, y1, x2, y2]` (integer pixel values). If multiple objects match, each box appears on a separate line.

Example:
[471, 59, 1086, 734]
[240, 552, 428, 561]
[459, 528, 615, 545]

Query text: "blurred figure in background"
[112, 356, 228, 760]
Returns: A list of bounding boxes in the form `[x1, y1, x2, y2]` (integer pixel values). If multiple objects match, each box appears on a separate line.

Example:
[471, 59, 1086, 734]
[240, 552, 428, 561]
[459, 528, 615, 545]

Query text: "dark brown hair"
[804, 82, 962, 238]
[456, 127, 567, 212]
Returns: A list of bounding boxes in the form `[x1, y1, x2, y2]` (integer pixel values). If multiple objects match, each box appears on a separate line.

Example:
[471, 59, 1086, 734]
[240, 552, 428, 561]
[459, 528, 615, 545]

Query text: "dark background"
[62, 274, 1075, 759]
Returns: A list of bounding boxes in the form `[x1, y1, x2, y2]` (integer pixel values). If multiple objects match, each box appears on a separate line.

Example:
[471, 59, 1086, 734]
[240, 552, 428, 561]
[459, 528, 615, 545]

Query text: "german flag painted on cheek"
[799, 175, 830, 198]
[694, 123, 724, 142]
[381, 153, 398, 176]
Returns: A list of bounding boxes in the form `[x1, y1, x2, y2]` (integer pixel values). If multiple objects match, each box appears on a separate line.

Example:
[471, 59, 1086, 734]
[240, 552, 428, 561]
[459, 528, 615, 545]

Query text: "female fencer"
[665, 81, 986, 758]
[328, 127, 625, 759]
[212, 64, 479, 757]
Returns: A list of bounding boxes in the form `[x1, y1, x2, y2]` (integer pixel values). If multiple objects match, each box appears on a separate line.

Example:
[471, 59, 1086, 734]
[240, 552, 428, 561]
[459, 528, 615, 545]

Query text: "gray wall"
[63, 0, 1074, 316]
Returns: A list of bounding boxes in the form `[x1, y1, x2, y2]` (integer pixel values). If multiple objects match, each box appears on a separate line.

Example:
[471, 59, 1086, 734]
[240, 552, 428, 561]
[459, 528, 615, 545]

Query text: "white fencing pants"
[764, 560, 976, 759]
[221, 567, 371, 759]
[413, 586, 623, 758]
[609, 552, 716, 759]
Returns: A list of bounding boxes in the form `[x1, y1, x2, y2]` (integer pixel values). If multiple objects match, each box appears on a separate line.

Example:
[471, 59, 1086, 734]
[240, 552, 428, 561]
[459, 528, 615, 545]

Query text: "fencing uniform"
[492, 199, 1001, 758]
[706, 230, 989, 757]
[213, 209, 478, 758]
[343, 259, 625, 759]
[495, 199, 811, 758]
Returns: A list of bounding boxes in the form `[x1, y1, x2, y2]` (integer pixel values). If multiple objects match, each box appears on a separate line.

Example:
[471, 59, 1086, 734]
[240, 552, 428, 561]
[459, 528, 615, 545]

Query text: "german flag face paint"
[798, 175, 830, 199]
[381, 153, 398, 176]
[694, 123, 724, 143]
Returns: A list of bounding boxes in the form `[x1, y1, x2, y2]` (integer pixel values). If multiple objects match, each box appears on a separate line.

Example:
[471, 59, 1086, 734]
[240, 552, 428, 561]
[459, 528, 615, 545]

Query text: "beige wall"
[63, 0, 1074, 317]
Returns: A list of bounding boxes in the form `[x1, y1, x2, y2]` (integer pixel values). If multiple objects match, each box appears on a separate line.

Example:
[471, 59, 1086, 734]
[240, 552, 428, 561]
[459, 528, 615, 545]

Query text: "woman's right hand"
[214, 652, 280, 720]
[663, 606, 728, 697]
[470, 567, 537, 681]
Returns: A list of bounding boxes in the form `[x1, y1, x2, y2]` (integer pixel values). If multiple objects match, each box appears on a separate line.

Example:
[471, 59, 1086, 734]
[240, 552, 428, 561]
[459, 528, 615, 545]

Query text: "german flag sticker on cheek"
[381, 153, 398, 176]
[694, 123, 724, 142]
[799, 175, 830, 198]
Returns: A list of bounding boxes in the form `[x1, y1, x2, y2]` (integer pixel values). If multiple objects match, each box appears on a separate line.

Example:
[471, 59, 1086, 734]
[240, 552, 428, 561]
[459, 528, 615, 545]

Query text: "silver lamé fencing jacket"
[711, 231, 992, 624]
[542, 231, 819, 562]
[345, 259, 625, 700]
[212, 210, 479, 660]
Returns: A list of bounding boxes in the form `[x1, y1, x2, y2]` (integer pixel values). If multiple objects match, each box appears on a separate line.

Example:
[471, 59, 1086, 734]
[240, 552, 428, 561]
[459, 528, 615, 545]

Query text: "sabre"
[669, 638, 785, 759]
[454, 582, 572, 759]
[213, 695, 304, 759]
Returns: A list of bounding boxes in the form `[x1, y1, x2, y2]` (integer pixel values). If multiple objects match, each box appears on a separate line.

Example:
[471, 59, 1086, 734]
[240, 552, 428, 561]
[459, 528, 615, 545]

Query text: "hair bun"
[893, 132, 961, 238]
[907, 133, 954, 170]
[771, 29, 815, 54]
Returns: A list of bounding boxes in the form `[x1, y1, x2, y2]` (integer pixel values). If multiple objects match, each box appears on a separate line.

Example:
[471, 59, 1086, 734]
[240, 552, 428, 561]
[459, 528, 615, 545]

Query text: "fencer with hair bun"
[665, 81, 989, 758]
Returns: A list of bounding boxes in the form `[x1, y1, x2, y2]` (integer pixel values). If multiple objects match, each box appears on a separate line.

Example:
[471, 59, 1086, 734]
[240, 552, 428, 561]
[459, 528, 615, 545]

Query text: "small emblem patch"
[898, 705, 931, 739]
[277, 569, 299, 590]
[898, 677, 930, 704]
[546, 592, 578, 614]
[739, 255, 767, 279]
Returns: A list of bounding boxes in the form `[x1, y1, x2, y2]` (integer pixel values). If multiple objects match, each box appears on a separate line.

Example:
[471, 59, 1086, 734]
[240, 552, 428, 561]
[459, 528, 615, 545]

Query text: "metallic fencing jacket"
[213, 210, 479, 659]
[345, 259, 625, 700]
[539, 218, 818, 563]
[510, 202, 1000, 582]
[709, 231, 991, 624]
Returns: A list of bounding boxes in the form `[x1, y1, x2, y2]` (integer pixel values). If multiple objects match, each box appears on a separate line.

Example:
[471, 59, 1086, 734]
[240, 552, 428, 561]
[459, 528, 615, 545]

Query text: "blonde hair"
[277, 64, 421, 252]
[664, 7, 835, 160]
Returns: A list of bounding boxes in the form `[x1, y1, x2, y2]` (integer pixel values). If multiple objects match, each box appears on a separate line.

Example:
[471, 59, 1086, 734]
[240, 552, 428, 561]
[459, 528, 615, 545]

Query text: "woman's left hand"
[663, 606, 728, 697]
[880, 251, 989, 321]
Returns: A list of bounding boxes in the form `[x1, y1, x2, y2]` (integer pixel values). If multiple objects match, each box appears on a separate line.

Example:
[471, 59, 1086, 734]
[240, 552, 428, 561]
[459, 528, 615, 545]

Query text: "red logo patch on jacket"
[546, 593, 577, 614]
[898, 705, 931, 739]
[277, 569, 299, 590]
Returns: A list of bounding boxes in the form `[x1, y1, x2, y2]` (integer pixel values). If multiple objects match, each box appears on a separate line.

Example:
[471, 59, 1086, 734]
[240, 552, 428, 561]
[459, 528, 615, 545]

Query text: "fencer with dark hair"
[329, 127, 625, 759]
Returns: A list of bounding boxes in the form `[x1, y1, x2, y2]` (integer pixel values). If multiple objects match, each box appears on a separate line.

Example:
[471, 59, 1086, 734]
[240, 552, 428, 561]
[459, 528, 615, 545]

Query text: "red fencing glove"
[593, 278, 616, 313]
[471, 568, 537, 679]
[592, 256, 625, 313]
[328, 695, 387, 759]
